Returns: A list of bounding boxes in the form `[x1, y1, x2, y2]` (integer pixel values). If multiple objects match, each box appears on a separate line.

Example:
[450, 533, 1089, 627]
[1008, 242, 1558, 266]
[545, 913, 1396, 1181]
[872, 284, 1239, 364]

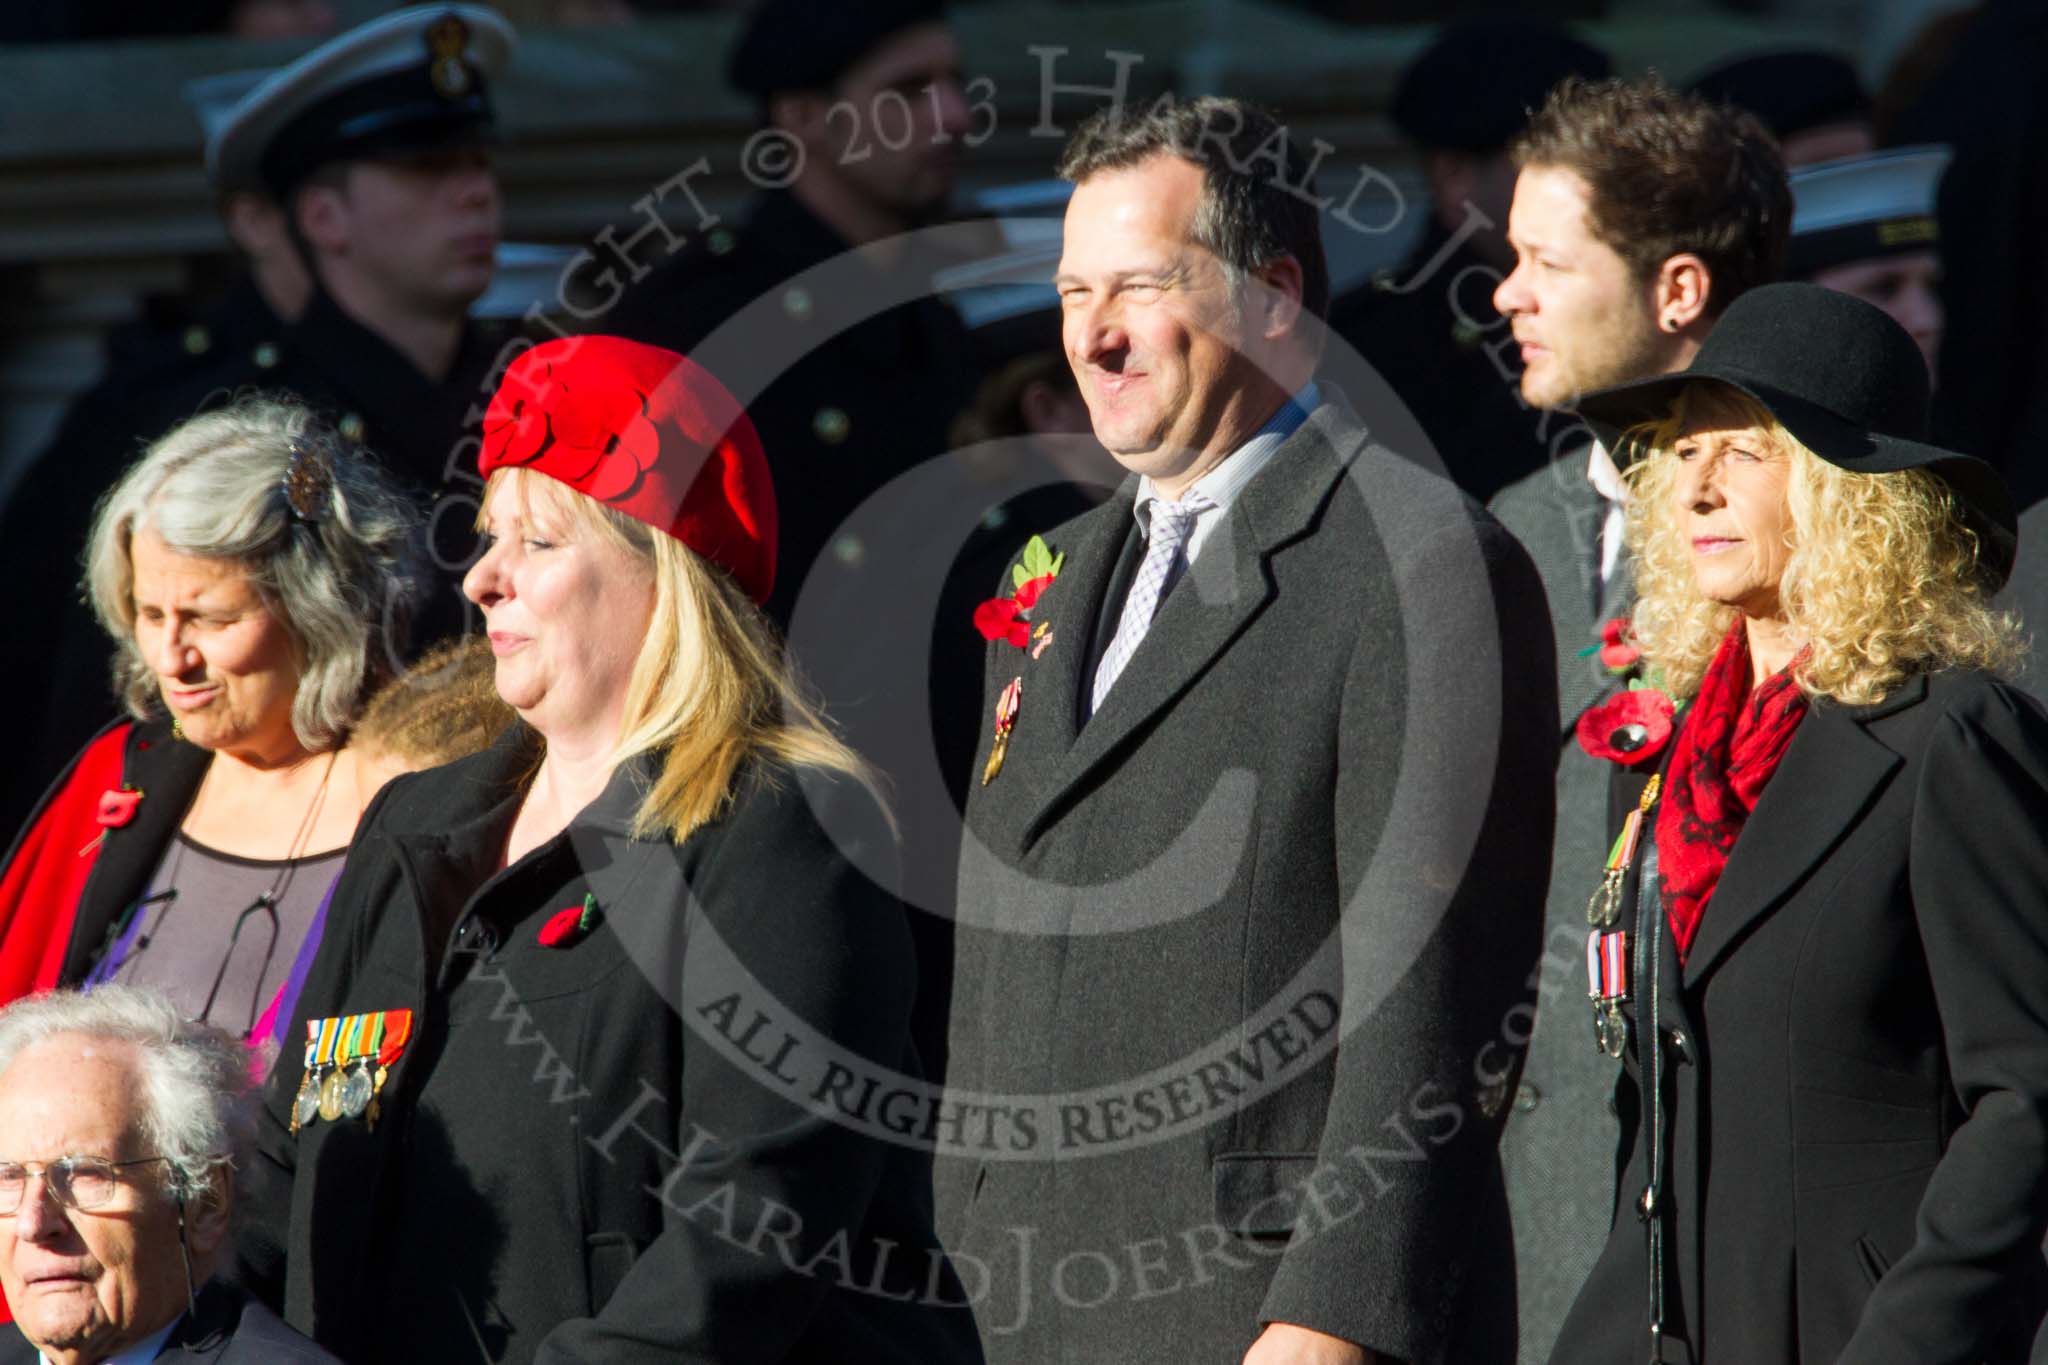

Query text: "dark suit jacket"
[1488, 450, 1635, 1365]
[0, 1281, 340, 1363]
[1552, 671, 2048, 1364]
[940, 397, 1559, 1364]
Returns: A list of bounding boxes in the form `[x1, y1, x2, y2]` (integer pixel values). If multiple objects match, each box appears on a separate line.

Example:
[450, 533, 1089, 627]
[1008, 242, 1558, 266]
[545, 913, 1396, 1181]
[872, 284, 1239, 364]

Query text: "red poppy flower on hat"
[479, 336, 777, 604]
[1576, 687, 1676, 766]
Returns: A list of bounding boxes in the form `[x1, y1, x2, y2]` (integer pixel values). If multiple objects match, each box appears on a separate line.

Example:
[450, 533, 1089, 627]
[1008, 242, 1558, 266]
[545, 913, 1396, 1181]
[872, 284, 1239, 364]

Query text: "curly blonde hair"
[1623, 384, 2019, 705]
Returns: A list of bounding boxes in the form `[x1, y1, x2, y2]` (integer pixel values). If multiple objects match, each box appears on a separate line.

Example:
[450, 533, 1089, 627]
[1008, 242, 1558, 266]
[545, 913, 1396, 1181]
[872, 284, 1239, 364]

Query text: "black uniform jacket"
[0, 1281, 342, 1364]
[1552, 670, 2048, 1364]
[941, 397, 1559, 1364]
[236, 727, 984, 1365]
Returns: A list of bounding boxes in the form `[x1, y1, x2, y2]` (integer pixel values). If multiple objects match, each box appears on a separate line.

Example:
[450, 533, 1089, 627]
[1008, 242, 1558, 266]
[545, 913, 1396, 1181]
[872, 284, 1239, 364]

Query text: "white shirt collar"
[1586, 438, 1628, 505]
[1133, 381, 1320, 562]
[39, 1317, 180, 1365]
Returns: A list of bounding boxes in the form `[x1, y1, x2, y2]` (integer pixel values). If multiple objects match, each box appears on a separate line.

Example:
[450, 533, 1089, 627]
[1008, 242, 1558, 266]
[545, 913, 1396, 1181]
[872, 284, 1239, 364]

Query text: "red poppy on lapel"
[95, 787, 142, 829]
[1597, 618, 1641, 672]
[537, 894, 601, 948]
[1577, 687, 1676, 766]
[975, 535, 1065, 650]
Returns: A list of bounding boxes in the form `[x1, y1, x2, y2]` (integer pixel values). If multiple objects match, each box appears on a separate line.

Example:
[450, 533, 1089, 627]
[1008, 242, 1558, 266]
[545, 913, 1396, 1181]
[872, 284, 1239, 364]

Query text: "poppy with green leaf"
[974, 534, 1066, 649]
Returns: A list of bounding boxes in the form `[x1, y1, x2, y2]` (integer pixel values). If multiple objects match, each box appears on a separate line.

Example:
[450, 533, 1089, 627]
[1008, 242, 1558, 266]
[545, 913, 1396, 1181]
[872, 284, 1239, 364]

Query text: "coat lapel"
[1679, 677, 1922, 986]
[64, 723, 209, 984]
[1016, 403, 1366, 844]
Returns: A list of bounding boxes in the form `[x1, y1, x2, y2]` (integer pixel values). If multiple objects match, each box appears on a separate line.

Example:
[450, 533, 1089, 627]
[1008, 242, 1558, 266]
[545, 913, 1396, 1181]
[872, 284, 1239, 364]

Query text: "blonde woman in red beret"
[235, 337, 981, 1365]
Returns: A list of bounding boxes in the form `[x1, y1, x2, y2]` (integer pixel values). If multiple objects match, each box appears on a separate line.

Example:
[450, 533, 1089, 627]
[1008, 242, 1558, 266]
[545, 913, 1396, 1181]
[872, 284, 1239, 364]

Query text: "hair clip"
[282, 439, 334, 523]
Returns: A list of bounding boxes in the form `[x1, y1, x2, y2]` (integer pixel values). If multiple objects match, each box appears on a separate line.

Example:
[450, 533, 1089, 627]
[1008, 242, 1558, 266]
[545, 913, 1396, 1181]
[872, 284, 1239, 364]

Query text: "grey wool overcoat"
[938, 396, 1560, 1365]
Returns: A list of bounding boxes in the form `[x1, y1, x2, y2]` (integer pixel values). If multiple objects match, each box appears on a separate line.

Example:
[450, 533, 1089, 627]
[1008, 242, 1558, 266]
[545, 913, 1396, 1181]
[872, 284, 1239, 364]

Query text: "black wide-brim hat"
[1572, 281, 2017, 586]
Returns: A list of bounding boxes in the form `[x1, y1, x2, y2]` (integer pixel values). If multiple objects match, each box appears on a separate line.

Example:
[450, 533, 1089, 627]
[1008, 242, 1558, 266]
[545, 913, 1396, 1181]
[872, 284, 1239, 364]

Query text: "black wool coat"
[939, 398, 1560, 1364]
[1551, 671, 2048, 1364]
[0, 716, 210, 988]
[236, 729, 984, 1365]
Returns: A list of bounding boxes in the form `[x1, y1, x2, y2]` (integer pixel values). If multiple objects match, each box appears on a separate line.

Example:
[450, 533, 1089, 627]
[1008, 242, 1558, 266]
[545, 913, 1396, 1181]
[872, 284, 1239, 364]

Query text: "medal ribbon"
[313, 1016, 340, 1068]
[337, 1013, 365, 1064]
[1604, 774, 1663, 874]
[1584, 930, 1630, 1001]
[377, 1010, 413, 1067]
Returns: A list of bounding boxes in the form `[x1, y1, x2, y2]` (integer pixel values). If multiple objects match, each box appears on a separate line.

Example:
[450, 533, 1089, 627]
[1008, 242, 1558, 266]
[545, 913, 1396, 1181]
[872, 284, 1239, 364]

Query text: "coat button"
[1665, 1028, 1693, 1063]
[456, 915, 498, 954]
[707, 227, 736, 256]
[182, 324, 212, 356]
[1513, 1083, 1540, 1113]
[252, 341, 280, 370]
[339, 413, 367, 443]
[782, 287, 813, 321]
[813, 407, 850, 445]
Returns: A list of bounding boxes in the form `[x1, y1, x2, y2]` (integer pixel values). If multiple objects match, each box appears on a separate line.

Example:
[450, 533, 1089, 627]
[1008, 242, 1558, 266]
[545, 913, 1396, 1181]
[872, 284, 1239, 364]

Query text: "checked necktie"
[1090, 493, 1214, 715]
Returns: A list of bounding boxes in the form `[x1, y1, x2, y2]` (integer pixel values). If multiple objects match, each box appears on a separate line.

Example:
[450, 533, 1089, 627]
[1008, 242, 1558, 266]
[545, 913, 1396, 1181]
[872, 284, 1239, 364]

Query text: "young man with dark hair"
[943, 95, 1556, 1365]
[1483, 74, 1789, 1365]
[1325, 19, 1610, 502]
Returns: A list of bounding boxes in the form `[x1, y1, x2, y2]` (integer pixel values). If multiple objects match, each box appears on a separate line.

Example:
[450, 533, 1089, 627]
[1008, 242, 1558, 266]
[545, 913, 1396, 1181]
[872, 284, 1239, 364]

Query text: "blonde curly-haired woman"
[1549, 284, 2048, 1365]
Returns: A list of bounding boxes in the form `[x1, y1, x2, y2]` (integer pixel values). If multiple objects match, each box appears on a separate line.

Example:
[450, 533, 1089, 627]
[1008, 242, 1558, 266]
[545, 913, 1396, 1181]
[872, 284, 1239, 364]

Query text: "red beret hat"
[478, 336, 776, 604]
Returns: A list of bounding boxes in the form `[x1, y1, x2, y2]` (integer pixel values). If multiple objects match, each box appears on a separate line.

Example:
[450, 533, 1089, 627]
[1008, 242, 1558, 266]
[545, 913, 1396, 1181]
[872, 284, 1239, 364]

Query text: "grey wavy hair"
[0, 988, 253, 1205]
[85, 398, 422, 750]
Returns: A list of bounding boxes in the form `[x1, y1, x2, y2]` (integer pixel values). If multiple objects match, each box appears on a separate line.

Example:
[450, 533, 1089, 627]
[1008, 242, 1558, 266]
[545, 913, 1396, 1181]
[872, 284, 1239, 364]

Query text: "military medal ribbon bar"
[1585, 774, 1661, 1057]
[293, 1009, 414, 1133]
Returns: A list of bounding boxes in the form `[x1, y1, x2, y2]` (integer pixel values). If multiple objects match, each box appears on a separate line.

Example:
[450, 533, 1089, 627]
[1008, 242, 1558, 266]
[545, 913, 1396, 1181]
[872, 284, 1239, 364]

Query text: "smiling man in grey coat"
[939, 97, 1557, 1365]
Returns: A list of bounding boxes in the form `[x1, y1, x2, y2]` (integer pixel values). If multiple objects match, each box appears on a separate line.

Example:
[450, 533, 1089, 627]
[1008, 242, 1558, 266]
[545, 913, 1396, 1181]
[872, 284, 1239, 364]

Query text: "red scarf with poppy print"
[1655, 622, 1809, 962]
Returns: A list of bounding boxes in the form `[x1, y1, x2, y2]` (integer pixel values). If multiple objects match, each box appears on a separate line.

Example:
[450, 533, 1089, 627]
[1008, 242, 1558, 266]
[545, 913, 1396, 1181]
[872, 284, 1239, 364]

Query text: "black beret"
[1392, 19, 1610, 153]
[1688, 50, 1869, 141]
[728, 0, 946, 99]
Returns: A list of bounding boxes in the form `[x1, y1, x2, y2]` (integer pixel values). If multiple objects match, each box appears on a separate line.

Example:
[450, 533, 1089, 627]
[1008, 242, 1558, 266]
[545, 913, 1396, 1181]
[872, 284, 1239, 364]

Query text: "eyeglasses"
[0, 1156, 169, 1213]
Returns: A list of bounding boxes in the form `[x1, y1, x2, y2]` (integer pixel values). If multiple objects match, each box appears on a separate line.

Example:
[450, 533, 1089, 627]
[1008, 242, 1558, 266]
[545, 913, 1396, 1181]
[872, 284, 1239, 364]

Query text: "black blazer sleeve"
[1840, 683, 2048, 1363]
[1255, 517, 1559, 1357]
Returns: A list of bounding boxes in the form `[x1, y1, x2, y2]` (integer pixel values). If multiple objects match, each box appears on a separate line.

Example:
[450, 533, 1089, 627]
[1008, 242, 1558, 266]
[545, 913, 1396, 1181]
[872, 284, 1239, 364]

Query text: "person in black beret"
[1550, 281, 2048, 1365]
[1325, 18, 1609, 503]
[1687, 48, 1875, 167]
[608, 0, 984, 633]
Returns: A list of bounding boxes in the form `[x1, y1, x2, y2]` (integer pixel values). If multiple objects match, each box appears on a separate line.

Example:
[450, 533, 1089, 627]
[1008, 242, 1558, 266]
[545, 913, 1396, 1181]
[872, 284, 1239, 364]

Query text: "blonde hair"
[1623, 384, 2019, 705]
[482, 469, 882, 843]
[354, 634, 516, 770]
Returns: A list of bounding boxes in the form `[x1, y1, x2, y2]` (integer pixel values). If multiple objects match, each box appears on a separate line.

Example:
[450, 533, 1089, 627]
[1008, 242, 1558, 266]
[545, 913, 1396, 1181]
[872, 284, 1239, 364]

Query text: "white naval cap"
[207, 5, 515, 197]
[1789, 144, 1951, 276]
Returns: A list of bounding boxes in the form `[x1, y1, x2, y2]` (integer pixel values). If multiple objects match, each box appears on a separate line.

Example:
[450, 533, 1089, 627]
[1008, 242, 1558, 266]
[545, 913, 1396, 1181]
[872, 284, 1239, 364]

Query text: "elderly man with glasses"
[0, 989, 335, 1365]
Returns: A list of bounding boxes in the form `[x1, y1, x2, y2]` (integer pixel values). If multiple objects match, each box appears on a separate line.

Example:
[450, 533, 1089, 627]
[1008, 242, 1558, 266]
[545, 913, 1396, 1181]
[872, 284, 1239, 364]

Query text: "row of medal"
[1586, 776, 1660, 1059]
[292, 1009, 413, 1133]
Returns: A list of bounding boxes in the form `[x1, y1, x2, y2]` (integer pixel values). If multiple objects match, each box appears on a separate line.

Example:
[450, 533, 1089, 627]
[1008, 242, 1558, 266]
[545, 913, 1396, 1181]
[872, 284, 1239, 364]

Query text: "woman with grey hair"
[0, 398, 419, 1047]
